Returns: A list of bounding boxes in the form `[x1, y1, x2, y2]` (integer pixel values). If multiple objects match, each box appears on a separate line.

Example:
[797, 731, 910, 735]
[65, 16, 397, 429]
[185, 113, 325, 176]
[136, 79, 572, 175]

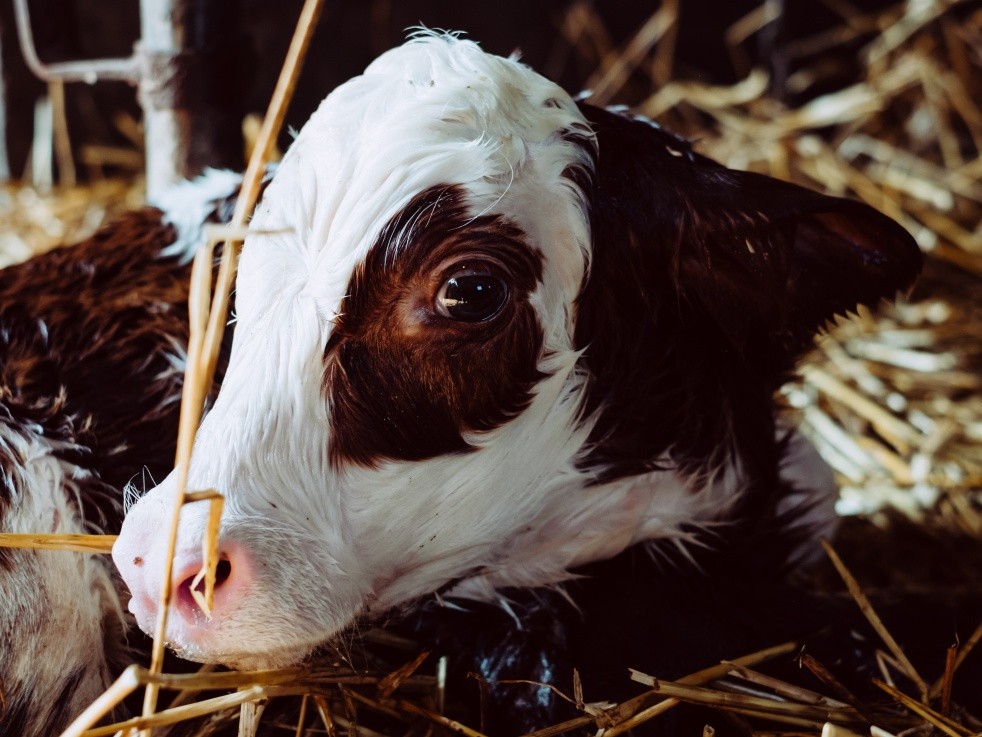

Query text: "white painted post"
[14, 0, 243, 199]
[138, 0, 187, 200]
[138, 0, 243, 201]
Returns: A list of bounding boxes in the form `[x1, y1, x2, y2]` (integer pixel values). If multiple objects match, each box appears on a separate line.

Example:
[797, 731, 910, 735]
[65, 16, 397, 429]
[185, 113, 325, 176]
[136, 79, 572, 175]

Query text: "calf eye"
[436, 268, 509, 322]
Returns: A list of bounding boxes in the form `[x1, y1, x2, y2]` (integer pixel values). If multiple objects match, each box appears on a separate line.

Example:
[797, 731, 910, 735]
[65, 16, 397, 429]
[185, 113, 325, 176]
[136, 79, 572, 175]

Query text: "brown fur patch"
[325, 186, 545, 467]
[0, 208, 215, 529]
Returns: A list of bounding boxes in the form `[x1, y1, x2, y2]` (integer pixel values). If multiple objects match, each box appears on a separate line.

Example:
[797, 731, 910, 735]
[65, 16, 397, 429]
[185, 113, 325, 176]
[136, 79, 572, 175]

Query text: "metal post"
[138, 0, 186, 199]
[0, 32, 9, 181]
[13, 0, 244, 200]
[138, 0, 244, 200]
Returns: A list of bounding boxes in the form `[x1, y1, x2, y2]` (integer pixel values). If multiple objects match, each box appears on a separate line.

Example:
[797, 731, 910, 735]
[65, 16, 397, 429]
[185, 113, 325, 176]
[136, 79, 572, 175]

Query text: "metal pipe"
[12, 0, 139, 83]
[14, 0, 245, 200]
[138, 0, 187, 198]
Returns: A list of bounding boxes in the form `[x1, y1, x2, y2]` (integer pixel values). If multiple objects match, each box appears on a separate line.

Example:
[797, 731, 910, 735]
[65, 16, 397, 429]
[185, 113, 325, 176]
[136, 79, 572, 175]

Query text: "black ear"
[573, 103, 921, 483]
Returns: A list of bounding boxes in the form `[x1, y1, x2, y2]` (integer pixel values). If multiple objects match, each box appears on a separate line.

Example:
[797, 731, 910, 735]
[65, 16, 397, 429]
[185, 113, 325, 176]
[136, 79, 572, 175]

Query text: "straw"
[820, 540, 929, 700]
[4, 1, 977, 735]
[0, 533, 116, 554]
[136, 0, 325, 732]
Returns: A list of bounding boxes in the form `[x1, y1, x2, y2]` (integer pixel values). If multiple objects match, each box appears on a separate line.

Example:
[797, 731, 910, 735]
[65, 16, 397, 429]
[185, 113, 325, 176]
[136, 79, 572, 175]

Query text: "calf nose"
[118, 540, 255, 633]
[171, 553, 237, 623]
[114, 503, 255, 637]
[112, 513, 159, 620]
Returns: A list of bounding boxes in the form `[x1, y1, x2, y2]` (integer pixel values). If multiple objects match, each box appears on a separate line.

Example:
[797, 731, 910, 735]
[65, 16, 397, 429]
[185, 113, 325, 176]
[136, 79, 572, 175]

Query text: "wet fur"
[0, 35, 934, 735]
[115, 35, 921, 672]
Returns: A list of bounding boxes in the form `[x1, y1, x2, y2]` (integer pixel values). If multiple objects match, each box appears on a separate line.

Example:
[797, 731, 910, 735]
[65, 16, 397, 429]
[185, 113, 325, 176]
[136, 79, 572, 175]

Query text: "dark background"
[0, 0, 896, 180]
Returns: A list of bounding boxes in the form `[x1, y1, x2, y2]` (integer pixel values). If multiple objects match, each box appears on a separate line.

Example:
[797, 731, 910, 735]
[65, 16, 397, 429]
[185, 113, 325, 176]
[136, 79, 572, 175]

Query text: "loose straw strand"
[820, 539, 930, 700]
[0, 532, 116, 554]
[137, 0, 325, 733]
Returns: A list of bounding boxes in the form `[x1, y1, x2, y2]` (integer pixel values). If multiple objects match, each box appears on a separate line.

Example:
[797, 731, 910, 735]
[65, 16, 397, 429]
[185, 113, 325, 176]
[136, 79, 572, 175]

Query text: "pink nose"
[113, 518, 252, 639]
[171, 556, 234, 620]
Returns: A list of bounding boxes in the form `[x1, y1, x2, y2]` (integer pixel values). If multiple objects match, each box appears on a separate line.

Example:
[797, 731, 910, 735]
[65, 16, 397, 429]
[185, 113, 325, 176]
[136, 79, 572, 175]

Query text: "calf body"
[0, 175, 240, 735]
[0, 211, 186, 735]
[114, 34, 920, 673]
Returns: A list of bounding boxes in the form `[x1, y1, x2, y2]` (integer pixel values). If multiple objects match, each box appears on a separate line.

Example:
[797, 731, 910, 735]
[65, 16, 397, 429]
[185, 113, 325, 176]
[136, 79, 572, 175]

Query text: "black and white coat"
[1, 34, 927, 735]
[115, 34, 919, 669]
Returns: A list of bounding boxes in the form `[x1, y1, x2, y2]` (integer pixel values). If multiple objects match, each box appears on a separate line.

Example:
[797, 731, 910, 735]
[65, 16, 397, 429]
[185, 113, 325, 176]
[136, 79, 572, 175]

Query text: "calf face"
[114, 34, 920, 669]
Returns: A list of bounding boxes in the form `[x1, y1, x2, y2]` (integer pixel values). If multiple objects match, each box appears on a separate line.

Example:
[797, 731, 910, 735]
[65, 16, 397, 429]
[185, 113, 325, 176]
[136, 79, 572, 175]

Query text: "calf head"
[114, 34, 920, 668]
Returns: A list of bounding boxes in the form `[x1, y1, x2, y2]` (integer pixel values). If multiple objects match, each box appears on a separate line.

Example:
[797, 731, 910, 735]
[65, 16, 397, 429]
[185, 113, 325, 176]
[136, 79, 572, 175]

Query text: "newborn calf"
[114, 33, 921, 676]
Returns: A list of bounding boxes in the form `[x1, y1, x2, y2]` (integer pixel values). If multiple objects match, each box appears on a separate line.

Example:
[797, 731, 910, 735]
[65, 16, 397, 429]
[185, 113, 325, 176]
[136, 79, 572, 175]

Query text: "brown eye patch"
[325, 185, 545, 467]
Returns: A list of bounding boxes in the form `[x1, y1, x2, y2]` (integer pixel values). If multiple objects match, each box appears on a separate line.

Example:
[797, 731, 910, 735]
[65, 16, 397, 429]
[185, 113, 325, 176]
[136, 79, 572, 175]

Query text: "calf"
[114, 31, 920, 681]
[0, 172, 240, 736]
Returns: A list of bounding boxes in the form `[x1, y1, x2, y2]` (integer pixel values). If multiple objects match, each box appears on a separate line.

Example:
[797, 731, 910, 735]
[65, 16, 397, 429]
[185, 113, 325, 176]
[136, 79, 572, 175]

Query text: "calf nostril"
[175, 556, 233, 614]
[193, 556, 232, 592]
[214, 558, 232, 588]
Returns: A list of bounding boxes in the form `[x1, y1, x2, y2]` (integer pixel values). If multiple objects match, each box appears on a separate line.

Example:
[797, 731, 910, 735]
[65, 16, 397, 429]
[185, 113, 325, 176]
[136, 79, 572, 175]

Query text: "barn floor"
[2, 0, 980, 734]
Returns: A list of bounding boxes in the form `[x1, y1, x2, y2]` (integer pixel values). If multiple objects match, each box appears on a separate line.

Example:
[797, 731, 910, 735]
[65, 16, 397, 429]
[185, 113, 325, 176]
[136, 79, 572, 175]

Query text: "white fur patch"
[151, 168, 243, 264]
[777, 426, 839, 563]
[0, 422, 124, 735]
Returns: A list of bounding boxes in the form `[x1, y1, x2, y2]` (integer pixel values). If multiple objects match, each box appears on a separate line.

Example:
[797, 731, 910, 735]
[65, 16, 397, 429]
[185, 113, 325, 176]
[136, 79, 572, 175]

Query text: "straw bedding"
[1, 0, 979, 734]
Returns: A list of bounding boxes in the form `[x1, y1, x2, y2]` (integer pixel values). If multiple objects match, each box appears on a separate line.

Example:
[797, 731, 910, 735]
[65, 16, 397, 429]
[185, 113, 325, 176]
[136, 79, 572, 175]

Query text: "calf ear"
[573, 103, 921, 480]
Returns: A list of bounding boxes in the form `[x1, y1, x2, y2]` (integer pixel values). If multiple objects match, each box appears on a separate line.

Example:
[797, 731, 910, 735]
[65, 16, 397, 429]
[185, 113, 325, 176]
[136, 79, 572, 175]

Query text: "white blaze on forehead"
[237, 34, 593, 331]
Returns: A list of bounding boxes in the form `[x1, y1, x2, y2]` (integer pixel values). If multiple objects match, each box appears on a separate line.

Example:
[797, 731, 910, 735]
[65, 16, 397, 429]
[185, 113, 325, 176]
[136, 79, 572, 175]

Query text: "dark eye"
[435, 268, 509, 322]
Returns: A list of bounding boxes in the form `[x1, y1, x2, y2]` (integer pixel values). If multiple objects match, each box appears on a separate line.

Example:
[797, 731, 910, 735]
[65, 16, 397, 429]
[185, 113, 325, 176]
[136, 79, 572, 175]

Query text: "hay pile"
[1, 0, 979, 735]
[564, 0, 982, 540]
[0, 178, 143, 269]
